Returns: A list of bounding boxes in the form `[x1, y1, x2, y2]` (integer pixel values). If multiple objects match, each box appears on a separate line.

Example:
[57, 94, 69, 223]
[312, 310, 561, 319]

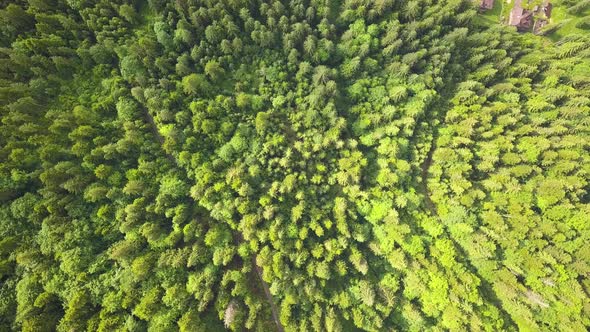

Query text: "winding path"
[251, 256, 285, 332]
[234, 233, 284, 331]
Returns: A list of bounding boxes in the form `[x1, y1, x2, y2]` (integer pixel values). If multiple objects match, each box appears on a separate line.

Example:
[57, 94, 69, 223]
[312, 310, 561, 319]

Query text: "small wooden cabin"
[509, 0, 534, 31]
[542, 2, 553, 18]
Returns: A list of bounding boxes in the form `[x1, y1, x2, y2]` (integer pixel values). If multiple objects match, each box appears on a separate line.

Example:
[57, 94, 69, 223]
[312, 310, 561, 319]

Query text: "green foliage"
[0, 0, 588, 331]
[182, 73, 211, 96]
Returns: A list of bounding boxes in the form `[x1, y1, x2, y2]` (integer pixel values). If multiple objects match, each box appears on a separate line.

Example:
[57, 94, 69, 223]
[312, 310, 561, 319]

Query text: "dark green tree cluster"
[0, 0, 589, 331]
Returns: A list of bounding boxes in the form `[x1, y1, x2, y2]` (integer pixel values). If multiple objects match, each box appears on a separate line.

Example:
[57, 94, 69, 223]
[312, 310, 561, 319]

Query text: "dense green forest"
[0, 0, 589, 331]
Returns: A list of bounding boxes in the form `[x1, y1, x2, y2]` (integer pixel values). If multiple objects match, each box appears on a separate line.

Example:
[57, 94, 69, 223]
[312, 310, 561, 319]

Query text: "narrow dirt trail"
[235, 233, 284, 332]
[251, 257, 285, 332]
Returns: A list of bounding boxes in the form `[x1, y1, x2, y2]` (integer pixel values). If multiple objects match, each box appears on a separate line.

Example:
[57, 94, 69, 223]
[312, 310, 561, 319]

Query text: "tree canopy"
[0, 0, 589, 331]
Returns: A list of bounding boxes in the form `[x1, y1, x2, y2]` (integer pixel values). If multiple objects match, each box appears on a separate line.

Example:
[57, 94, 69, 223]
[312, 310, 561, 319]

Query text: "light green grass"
[484, 0, 504, 22]
[474, 0, 505, 27]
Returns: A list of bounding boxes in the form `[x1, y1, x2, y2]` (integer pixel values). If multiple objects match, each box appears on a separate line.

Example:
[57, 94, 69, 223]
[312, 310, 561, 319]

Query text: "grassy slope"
[475, 0, 504, 26]
[547, 0, 590, 41]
